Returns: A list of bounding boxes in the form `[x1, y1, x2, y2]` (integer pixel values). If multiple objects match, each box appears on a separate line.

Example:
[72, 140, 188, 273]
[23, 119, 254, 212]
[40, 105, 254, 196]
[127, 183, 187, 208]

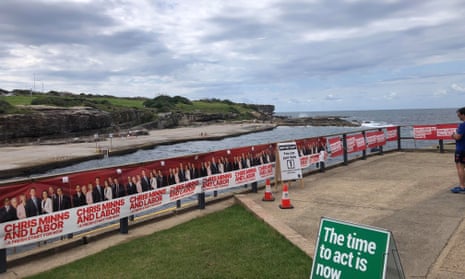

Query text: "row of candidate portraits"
[1, 141, 326, 223]
[0, 151, 278, 223]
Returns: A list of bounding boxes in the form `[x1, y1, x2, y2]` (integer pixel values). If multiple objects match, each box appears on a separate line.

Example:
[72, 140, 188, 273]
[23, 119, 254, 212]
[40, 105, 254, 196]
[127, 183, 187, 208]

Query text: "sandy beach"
[0, 123, 277, 180]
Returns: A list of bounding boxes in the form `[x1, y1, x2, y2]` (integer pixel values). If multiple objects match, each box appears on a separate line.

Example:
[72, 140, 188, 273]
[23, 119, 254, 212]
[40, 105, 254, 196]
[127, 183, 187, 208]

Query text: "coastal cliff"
[0, 90, 358, 144]
[0, 106, 357, 144]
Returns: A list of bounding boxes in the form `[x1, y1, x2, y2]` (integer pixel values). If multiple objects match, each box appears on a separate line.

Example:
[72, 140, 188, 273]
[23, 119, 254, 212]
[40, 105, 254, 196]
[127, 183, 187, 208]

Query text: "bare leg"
[456, 162, 465, 188]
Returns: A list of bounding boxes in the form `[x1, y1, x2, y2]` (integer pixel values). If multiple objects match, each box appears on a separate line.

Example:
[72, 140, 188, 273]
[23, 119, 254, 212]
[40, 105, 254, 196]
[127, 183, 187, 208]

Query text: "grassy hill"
[0, 90, 273, 120]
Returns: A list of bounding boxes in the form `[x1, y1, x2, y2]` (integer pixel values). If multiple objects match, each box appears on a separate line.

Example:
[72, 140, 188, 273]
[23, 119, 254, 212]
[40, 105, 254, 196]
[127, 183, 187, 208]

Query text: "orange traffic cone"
[262, 179, 275, 201]
[279, 184, 294, 209]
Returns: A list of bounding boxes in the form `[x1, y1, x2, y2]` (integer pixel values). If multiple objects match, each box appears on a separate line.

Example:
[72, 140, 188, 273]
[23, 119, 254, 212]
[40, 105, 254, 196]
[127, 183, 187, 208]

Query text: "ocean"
[43, 108, 459, 176]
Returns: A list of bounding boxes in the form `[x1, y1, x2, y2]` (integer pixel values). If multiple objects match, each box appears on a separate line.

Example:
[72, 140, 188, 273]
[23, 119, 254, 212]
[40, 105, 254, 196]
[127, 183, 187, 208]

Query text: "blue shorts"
[455, 151, 465, 164]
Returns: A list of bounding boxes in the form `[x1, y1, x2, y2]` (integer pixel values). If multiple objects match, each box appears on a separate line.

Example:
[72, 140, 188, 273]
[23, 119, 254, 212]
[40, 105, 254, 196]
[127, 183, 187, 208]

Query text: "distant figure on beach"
[451, 107, 465, 193]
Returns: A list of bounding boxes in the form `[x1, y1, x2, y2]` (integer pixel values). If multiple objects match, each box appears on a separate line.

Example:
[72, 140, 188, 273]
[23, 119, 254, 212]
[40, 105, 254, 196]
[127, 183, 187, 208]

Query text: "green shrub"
[0, 99, 13, 114]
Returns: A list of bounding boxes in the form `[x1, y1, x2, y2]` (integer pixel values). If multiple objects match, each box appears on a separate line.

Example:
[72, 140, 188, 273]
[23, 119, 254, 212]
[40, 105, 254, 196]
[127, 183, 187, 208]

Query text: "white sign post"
[277, 142, 303, 181]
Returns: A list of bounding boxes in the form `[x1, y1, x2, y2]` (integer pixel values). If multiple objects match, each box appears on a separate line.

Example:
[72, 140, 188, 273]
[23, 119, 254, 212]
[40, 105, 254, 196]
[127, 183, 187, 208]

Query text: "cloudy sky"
[1, 0, 464, 112]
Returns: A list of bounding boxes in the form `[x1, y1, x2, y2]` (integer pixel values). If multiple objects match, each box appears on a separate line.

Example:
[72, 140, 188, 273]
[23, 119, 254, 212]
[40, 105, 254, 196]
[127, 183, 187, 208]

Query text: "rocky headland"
[0, 105, 358, 145]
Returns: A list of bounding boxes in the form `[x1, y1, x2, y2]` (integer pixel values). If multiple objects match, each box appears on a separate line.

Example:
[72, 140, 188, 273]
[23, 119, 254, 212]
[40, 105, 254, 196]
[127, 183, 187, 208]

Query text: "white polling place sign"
[277, 141, 302, 181]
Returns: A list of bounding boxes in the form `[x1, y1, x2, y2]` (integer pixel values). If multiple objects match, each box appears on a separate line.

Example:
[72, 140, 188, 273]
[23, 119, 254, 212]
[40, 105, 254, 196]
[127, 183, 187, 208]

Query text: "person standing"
[126, 176, 137, 195]
[135, 175, 143, 193]
[103, 180, 113, 201]
[26, 187, 41, 217]
[16, 194, 27, 219]
[86, 183, 94, 205]
[48, 186, 57, 206]
[93, 177, 104, 202]
[72, 185, 87, 207]
[451, 107, 465, 193]
[41, 190, 53, 214]
[54, 187, 71, 211]
[0, 198, 17, 223]
[140, 170, 151, 192]
[113, 178, 126, 198]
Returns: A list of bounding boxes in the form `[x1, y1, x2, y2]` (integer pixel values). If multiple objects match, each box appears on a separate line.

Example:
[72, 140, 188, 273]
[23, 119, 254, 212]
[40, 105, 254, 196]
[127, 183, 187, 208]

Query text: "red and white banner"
[300, 154, 321, 169]
[386, 127, 398, 141]
[329, 137, 343, 157]
[0, 163, 276, 249]
[366, 131, 386, 149]
[436, 124, 457, 140]
[201, 163, 274, 193]
[346, 133, 367, 153]
[413, 124, 457, 140]
[168, 180, 201, 202]
[413, 125, 436, 140]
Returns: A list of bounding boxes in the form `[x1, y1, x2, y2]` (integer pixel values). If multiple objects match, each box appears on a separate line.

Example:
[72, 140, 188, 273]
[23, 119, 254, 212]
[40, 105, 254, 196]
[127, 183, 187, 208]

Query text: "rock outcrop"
[274, 116, 359, 127]
[0, 106, 113, 142]
[0, 104, 358, 144]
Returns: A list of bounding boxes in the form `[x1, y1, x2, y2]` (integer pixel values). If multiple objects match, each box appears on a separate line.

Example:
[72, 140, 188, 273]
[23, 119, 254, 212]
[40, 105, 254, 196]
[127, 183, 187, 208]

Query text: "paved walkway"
[237, 151, 465, 279]
[4, 151, 465, 278]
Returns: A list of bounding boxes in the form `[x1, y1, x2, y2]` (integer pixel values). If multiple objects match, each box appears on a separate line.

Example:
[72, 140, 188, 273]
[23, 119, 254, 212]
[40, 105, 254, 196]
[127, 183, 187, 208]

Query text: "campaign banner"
[385, 127, 398, 141]
[413, 125, 436, 140]
[329, 137, 343, 158]
[257, 163, 275, 180]
[1, 198, 128, 249]
[234, 168, 258, 185]
[200, 163, 275, 193]
[436, 124, 457, 140]
[168, 179, 202, 202]
[366, 131, 386, 149]
[346, 134, 366, 153]
[300, 154, 321, 169]
[277, 142, 303, 181]
[202, 173, 234, 192]
[413, 124, 458, 140]
[128, 189, 168, 214]
[0, 164, 278, 248]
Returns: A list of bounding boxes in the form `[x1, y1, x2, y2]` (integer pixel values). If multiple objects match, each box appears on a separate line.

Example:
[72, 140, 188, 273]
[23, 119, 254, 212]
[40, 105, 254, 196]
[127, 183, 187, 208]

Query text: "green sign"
[310, 217, 390, 279]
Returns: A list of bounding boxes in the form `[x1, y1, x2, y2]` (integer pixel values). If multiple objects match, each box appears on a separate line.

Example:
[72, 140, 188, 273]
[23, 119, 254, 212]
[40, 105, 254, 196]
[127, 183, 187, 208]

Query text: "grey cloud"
[92, 29, 166, 54]
[0, 0, 115, 46]
[203, 16, 270, 42]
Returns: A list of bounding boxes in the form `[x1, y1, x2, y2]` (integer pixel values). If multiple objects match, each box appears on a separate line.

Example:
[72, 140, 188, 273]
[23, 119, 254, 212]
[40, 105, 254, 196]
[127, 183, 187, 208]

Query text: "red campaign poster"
[436, 123, 458, 140]
[328, 137, 343, 158]
[346, 133, 366, 153]
[386, 126, 398, 141]
[366, 131, 386, 148]
[413, 125, 436, 140]
[376, 131, 386, 146]
[300, 156, 309, 169]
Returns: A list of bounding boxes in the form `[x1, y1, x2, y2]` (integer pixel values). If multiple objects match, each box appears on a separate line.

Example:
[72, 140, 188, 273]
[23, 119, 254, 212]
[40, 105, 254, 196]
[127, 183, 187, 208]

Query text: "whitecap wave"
[360, 121, 394, 128]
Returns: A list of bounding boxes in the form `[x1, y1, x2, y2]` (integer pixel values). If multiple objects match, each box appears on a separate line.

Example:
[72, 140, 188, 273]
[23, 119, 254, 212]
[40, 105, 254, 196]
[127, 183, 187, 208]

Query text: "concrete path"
[4, 151, 465, 278]
[237, 151, 465, 279]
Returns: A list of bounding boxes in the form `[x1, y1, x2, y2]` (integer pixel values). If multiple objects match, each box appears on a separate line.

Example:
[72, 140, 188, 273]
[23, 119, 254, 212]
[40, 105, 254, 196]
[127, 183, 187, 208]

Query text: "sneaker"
[451, 186, 465, 193]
